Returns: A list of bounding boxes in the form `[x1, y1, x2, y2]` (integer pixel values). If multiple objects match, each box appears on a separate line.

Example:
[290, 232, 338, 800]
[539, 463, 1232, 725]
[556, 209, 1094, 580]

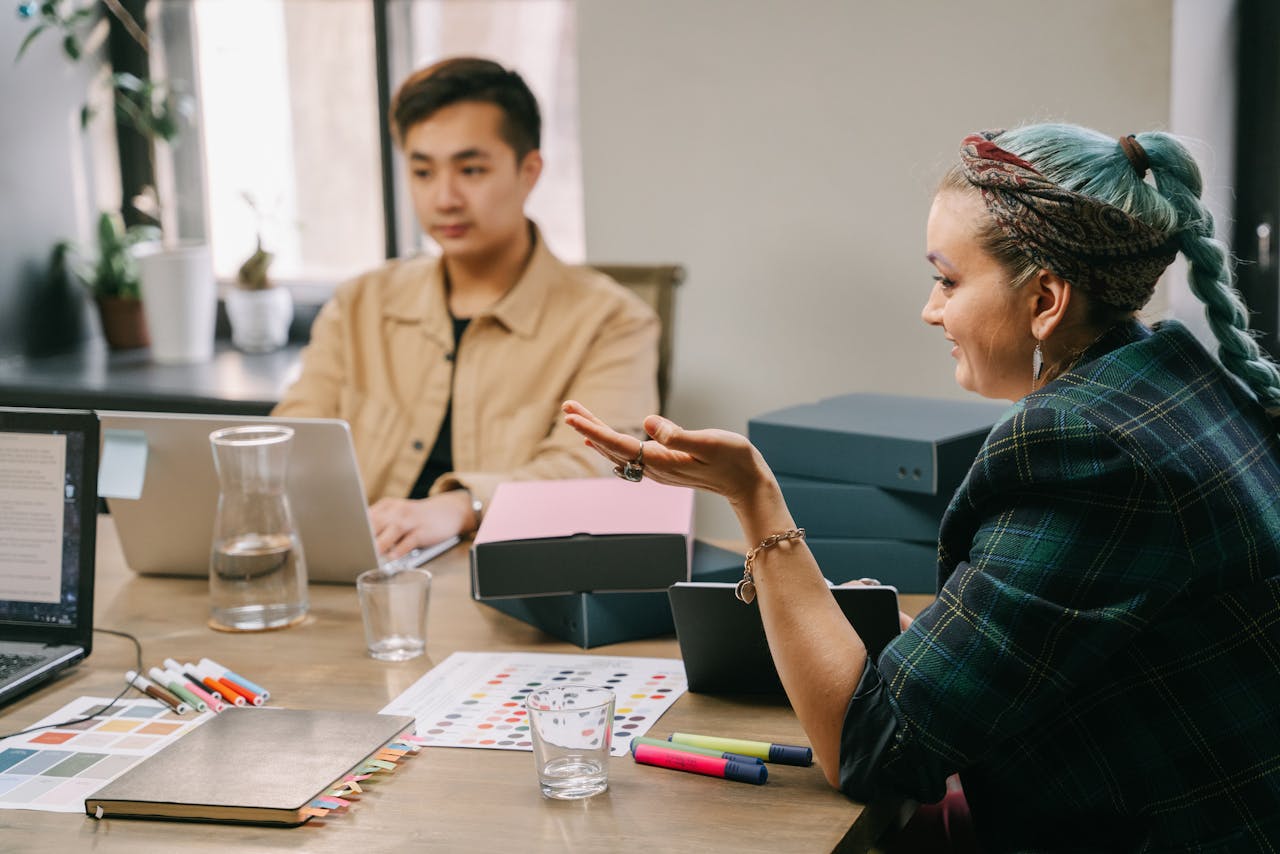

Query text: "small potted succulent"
[58, 211, 160, 350]
[225, 227, 293, 353]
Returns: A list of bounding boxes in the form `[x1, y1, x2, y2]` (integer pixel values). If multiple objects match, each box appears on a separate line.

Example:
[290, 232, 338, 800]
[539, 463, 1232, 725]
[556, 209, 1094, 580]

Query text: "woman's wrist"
[727, 469, 795, 546]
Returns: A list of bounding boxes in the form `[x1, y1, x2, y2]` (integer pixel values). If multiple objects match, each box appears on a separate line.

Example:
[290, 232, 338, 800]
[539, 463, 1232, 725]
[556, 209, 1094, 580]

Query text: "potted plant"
[18, 0, 216, 364]
[226, 232, 293, 354]
[57, 212, 160, 350]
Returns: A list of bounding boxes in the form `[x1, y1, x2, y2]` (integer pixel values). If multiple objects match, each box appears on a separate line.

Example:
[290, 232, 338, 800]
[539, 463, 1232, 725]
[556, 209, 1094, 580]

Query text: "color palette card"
[0, 696, 213, 813]
[381, 652, 687, 757]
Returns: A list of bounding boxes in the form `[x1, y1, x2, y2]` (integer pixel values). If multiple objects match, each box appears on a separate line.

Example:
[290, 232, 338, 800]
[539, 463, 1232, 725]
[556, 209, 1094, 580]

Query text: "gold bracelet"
[735, 527, 805, 605]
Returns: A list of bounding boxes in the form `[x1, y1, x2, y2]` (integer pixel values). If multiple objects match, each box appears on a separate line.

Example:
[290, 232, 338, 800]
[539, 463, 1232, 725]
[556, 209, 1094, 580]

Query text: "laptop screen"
[0, 408, 97, 644]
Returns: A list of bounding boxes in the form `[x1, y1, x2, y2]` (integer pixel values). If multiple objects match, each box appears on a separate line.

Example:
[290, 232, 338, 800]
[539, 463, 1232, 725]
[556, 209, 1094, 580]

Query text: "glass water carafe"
[208, 425, 309, 631]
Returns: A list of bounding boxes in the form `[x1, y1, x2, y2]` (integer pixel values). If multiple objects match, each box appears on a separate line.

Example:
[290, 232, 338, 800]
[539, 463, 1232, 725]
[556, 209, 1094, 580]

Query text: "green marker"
[150, 667, 206, 713]
[669, 732, 812, 766]
[632, 736, 763, 765]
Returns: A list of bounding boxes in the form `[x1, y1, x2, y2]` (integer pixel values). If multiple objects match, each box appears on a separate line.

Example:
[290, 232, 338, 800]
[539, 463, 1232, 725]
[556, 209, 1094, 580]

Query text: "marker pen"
[669, 732, 812, 766]
[197, 664, 258, 706]
[180, 664, 223, 700]
[148, 667, 206, 713]
[193, 664, 245, 706]
[632, 736, 763, 765]
[164, 667, 223, 712]
[632, 742, 767, 785]
[200, 658, 270, 701]
[125, 670, 190, 715]
[163, 658, 222, 701]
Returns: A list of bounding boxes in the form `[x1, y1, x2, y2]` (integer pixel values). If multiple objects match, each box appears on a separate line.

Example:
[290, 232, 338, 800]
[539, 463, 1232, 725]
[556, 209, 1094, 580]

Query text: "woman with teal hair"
[564, 123, 1280, 852]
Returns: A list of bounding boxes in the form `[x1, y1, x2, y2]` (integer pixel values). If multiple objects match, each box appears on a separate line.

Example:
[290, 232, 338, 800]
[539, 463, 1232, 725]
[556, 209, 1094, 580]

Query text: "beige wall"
[578, 0, 1173, 539]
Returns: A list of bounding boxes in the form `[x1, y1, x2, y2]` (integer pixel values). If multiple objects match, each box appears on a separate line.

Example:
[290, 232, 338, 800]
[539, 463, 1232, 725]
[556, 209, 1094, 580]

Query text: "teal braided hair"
[990, 123, 1280, 414]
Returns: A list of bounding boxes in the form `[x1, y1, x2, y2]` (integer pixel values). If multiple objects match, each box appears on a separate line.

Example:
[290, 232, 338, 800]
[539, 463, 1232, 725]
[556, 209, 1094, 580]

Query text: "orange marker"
[214, 676, 259, 706]
[200, 674, 244, 706]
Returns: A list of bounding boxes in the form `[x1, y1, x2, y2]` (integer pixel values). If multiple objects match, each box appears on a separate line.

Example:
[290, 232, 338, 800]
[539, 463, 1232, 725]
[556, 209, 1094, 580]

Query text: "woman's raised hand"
[561, 400, 774, 507]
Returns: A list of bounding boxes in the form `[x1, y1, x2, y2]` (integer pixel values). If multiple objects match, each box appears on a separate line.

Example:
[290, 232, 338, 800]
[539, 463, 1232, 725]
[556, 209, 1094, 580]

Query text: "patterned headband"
[959, 131, 1177, 311]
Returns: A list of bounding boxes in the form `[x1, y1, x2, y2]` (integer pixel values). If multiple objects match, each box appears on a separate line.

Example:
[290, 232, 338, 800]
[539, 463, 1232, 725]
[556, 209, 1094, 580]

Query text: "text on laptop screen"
[0, 429, 86, 628]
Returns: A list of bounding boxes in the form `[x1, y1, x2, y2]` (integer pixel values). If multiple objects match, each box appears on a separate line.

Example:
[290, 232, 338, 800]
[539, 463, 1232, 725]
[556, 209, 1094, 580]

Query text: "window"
[156, 0, 583, 289]
[389, 0, 584, 263]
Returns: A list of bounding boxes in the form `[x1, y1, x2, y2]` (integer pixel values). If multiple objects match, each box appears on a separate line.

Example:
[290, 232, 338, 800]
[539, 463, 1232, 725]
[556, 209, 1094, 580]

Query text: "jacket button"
[412, 440, 424, 451]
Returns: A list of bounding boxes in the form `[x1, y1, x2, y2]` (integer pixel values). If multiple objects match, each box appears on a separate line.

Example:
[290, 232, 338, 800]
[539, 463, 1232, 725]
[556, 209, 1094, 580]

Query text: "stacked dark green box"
[749, 393, 1009, 593]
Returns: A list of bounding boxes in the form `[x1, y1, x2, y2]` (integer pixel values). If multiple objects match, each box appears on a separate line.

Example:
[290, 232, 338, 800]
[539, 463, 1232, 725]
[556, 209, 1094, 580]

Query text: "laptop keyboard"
[0, 653, 44, 680]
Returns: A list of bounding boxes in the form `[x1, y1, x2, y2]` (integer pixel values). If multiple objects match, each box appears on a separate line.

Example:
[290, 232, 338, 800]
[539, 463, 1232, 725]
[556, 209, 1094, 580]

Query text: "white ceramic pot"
[135, 241, 218, 364]
[225, 287, 294, 353]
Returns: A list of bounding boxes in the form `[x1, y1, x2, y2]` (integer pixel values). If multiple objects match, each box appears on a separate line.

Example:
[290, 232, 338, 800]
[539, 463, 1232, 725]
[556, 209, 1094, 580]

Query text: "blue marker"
[200, 658, 270, 701]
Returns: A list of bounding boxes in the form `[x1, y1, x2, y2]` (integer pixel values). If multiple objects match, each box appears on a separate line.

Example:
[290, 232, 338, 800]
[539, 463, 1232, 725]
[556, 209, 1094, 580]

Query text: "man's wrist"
[461, 488, 484, 533]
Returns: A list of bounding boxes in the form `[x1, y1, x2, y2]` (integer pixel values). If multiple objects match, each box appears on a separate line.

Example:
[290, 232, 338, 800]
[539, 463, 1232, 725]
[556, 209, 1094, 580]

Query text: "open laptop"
[668, 581, 901, 694]
[0, 407, 97, 708]
[97, 411, 457, 584]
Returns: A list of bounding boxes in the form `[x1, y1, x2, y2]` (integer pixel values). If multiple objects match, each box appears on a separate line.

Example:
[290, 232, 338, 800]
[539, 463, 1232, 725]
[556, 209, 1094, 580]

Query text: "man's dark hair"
[391, 57, 541, 161]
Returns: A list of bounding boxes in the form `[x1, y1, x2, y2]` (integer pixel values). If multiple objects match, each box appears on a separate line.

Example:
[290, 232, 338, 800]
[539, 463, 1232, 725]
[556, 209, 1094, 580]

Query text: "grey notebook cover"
[85, 708, 414, 826]
[749, 393, 1008, 494]
[669, 582, 901, 694]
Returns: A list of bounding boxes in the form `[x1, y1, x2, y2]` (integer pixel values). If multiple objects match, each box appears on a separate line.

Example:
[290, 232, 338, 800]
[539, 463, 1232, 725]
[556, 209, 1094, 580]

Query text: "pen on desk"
[200, 657, 270, 701]
[196, 664, 258, 706]
[164, 658, 224, 701]
[631, 736, 763, 765]
[193, 665, 246, 706]
[162, 667, 223, 712]
[180, 664, 224, 700]
[632, 742, 768, 785]
[125, 670, 189, 714]
[148, 667, 207, 713]
[669, 732, 813, 766]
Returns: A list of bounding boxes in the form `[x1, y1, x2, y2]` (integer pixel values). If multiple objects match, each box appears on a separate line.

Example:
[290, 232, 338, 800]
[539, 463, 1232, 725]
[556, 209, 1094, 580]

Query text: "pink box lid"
[474, 478, 694, 544]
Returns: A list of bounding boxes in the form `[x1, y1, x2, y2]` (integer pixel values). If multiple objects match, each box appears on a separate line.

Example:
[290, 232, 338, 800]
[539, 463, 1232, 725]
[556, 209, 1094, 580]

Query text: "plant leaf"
[80, 103, 93, 129]
[62, 33, 80, 61]
[15, 23, 49, 62]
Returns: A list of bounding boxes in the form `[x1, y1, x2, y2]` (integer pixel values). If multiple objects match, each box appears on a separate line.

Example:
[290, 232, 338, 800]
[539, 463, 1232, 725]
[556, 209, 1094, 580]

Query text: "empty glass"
[208, 425, 309, 631]
[357, 567, 432, 661]
[526, 685, 614, 800]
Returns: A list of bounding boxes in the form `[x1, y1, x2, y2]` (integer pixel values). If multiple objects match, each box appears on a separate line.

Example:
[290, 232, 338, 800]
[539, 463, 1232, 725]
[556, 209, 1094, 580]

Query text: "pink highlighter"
[631, 742, 768, 785]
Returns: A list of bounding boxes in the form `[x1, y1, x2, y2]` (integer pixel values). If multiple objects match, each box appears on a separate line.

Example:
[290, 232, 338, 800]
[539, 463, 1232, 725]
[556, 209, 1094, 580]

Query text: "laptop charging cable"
[0, 628, 143, 740]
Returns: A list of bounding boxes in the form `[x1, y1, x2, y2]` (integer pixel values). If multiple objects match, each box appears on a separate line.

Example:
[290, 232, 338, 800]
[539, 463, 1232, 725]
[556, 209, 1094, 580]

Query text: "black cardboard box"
[471, 479, 695, 599]
[477, 541, 743, 648]
[749, 393, 1008, 495]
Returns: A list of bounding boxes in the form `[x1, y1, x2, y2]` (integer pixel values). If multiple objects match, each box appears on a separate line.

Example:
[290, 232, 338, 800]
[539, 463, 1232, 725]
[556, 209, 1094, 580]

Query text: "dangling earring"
[1032, 341, 1044, 390]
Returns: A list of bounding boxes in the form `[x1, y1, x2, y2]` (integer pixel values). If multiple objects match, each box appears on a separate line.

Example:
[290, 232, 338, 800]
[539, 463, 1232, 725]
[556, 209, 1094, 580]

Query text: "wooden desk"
[0, 519, 881, 853]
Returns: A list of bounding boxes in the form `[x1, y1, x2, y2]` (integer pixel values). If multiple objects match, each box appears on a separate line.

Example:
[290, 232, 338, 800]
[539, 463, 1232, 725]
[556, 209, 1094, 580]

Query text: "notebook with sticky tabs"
[84, 708, 415, 826]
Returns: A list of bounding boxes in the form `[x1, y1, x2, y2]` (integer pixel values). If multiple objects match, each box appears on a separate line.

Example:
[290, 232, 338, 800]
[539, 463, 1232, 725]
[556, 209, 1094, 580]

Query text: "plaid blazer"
[839, 321, 1280, 852]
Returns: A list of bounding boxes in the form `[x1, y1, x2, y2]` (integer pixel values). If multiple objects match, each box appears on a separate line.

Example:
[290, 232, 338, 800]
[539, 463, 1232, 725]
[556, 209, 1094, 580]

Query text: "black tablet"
[668, 582, 901, 694]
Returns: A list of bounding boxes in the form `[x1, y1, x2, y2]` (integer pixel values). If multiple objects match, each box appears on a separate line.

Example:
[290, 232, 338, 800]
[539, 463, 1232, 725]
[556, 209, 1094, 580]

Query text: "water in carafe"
[208, 425, 309, 630]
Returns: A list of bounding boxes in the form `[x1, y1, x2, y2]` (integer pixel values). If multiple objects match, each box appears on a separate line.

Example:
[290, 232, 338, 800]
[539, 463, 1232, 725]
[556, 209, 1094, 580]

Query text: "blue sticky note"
[98, 429, 149, 500]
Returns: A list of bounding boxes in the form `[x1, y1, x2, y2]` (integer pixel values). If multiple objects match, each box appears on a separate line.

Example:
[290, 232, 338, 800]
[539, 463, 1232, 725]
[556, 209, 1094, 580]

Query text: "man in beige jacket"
[274, 57, 659, 560]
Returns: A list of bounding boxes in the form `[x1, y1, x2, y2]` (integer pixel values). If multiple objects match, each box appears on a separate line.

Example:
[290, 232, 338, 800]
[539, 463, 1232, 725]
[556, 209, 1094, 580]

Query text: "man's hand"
[369, 490, 476, 559]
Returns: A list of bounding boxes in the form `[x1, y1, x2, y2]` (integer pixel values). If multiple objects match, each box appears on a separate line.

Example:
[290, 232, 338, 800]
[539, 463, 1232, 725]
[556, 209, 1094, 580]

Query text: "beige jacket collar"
[381, 222, 560, 342]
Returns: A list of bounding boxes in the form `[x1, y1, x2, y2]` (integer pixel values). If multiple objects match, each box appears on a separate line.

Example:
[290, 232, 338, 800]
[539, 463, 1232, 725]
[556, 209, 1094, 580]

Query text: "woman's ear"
[1029, 269, 1072, 340]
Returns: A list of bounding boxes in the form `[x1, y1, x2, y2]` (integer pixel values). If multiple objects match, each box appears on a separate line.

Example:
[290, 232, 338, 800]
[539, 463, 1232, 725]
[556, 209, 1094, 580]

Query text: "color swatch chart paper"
[0, 696, 212, 813]
[381, 651, 687, 757]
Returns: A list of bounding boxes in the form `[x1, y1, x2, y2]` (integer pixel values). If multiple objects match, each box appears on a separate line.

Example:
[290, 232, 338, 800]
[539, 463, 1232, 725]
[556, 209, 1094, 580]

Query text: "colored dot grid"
[385, 653, 687, 757]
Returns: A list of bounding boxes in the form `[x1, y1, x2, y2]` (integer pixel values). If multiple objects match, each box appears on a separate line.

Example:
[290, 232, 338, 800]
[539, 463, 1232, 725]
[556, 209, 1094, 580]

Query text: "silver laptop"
[0, 407, 97, 707]
[97, 411, 457, 584]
